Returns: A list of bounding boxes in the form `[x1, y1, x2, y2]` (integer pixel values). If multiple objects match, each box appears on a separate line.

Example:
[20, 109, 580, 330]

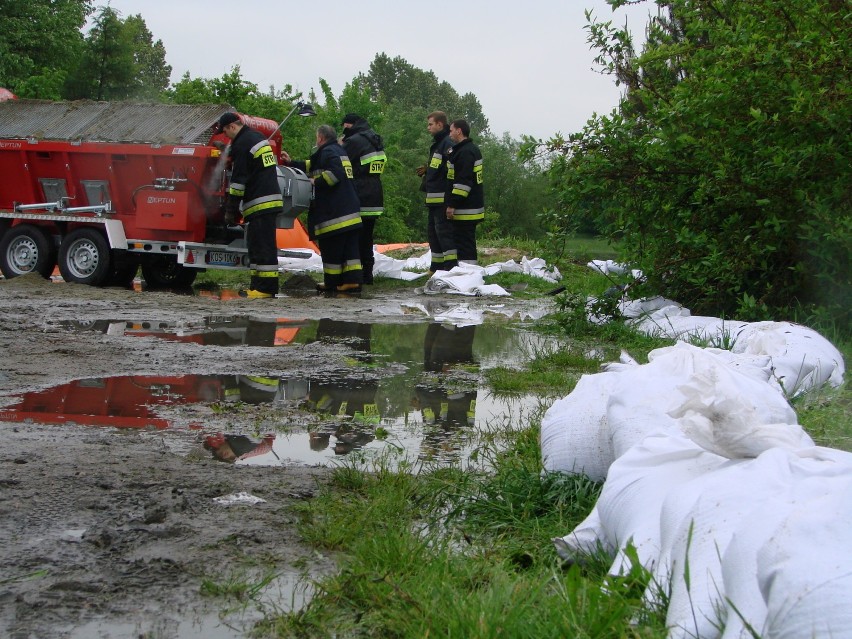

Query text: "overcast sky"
[102, 0, 653, 139]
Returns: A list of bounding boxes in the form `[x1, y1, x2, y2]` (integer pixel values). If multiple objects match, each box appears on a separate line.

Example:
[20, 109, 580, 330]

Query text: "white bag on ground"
[732, 321, 846, 396]
[540, 371, 619, 481]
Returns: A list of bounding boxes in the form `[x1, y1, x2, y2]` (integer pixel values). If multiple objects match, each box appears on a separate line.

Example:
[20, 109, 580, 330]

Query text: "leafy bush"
[537, 0, 851, 330]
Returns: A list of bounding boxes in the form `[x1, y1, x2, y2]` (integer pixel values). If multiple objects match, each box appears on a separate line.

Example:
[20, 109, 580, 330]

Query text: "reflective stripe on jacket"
[445, 137, 484, 221]
[227, 126, 283, 218]
[341, 121, 386, 216]
[422, 127, 453, 206]
[291, 140, 362, 239]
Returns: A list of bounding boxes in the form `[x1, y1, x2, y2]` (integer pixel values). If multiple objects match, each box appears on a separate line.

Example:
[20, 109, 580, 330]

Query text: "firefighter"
[416, 111, 458, 273]
[283, 126, 363, 293]
[218, 111, 282, 299]
[340, 113, 386, 284]
[445, 119, 484, 265]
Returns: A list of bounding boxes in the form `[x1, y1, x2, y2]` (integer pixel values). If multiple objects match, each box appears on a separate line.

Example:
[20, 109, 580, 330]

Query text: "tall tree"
[64, 6, 170, 100]
[363, 53, 489, 134]
[0, 0, 92, 99]
[538, 0, 850, 324]
[123, 14, 171, 99]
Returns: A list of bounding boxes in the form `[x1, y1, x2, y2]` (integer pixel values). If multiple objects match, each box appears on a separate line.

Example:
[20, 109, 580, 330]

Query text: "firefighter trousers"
[246, 209, 280, 294]
[317, 230, 363, 289]
[453, 220, 479, 264]
[359, 216, 377, 283]
[427, 206, 458, 271]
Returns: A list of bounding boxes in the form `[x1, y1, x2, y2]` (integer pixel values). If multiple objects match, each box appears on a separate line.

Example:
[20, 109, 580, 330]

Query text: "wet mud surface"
[0, 274, 551, 638]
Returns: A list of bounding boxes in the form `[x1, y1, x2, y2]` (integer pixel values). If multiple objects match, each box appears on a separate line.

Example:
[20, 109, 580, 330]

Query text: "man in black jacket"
[416, 111, 457, 273]
[283, 125, 363, 293]
[340, 113, 386, 284]
[445, 119, 484, 265]
[218, 111, 282, 299]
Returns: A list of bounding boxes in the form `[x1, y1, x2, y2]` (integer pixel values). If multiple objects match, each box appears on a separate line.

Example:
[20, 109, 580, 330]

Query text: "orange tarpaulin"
[276, 219, 318, 252]
[375, 243, 428, 253]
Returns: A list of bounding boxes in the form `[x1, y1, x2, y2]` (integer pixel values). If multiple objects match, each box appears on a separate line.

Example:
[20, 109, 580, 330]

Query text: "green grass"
[794, 338, 852, 451]
[258, 426, 667, 638]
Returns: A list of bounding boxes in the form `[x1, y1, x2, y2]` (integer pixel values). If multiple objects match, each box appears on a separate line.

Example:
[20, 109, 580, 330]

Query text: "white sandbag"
[542, 343, 790, 480]
[552, 505, 611, 561]
[757, 455, 852, 639]
[632, 309, 750, 346]
[652, 449, 801, 639]
[732, 321, 846, 396]
[596, 430, 726, 576]
[629, 307, 844, 396]
[540, 371, 619, 481]
[421, 264, 510, 297]
[608, 343, 792, 460]
[670, 364, 808, 460]
[720, 447, 852, 639]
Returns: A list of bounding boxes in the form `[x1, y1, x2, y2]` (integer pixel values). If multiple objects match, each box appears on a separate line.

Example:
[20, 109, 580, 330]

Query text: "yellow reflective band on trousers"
[323, 262, 343, 275]
[431, 250, 457, 263]
[342, 260, 362, 273]
[452, 207, 485, 221]
[314, 213, 361, 236]
[360, 206, 383, 216]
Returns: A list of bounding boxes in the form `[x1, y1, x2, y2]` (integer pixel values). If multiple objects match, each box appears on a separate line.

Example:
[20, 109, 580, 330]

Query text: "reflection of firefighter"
[423, 323, 475, 372]
[307, 319, 379, 454]
[416, 323, 478, 460]
[236, 375, 281, 404]
[204, 433, 276, 463]
[314, 319, 372, 361]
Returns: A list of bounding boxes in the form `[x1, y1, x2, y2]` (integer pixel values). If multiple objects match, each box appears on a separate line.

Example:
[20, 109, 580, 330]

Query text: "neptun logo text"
[146, 196, 177, 205]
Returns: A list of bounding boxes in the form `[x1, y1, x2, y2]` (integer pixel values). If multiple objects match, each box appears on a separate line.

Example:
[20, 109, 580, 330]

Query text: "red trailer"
[0, 99, 312, 287]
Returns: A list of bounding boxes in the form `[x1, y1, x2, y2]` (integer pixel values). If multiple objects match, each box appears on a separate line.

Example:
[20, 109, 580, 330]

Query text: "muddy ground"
[0, 272, 549, 638]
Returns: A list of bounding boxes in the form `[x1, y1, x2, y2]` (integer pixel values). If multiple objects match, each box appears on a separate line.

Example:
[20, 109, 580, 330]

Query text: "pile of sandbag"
[582, 261, 845, 397]
[542, 342, 851, 638]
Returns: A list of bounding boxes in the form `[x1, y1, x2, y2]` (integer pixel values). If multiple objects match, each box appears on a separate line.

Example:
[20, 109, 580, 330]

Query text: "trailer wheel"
[58, 228, 112, 286]
[0, 224, 57, 279]
[141, 255, 198, 289]
[105, 262, 139, 288]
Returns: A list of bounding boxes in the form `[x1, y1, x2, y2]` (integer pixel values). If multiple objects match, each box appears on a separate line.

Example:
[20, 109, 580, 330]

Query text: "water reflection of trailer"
[0, 375, 225, 429]
[0, 99, 312, 288]
[59, 317, 309, 346]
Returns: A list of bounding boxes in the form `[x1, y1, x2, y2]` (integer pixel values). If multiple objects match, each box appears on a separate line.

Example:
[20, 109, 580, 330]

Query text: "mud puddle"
[7, 317, 559, 469]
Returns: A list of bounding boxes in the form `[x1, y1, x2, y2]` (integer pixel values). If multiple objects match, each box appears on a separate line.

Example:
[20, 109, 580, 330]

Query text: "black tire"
[0, 224, 57, 279]
[105, 255, 139, 288]
[58, 227, 112, 286]
[141, 255, 198, 289]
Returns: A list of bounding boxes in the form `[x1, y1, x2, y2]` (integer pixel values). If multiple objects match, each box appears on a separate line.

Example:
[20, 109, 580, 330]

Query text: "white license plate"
[206, 251, 241, 266]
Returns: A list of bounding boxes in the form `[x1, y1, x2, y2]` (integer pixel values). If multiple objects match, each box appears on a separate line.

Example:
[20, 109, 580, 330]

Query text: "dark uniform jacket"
[445, 137, 484, 222]
[290, 140, 362, 240]
[227, 126, 283, 218]
[341, 120, 386, 216]
[422, 127, 453, 207]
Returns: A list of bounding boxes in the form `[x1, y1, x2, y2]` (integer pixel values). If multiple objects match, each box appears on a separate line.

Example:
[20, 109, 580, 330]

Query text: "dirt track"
[0, 273, 546, 638]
